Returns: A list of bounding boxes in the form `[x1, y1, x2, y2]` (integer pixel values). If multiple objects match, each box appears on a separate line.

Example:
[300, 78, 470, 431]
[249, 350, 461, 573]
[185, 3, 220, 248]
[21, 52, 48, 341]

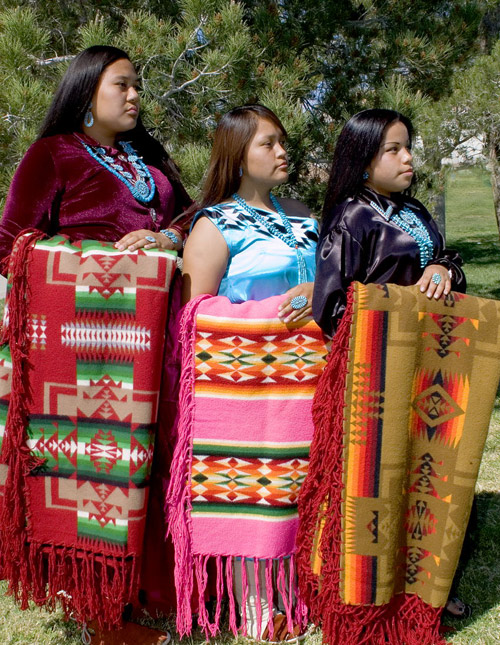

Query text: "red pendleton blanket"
[166, 294, 330, 638]
[0, 232, 177, 628]
[297, 282, 500, 645]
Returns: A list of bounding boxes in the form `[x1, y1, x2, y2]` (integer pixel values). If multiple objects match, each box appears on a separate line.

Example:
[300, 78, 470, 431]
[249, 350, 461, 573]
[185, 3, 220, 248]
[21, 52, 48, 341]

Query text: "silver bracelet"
[160, 228, 180, 247]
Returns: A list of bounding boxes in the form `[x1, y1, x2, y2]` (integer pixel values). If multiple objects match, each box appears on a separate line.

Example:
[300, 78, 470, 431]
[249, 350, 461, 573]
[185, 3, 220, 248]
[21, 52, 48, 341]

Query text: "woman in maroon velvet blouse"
[0, 45, 192, 267]
[0, 45, 192, 644]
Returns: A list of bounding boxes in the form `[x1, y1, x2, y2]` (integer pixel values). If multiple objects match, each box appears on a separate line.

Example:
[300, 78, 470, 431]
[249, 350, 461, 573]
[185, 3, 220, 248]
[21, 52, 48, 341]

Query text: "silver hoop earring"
[239, 167, 243, 177]
[84, 104, 94, 128]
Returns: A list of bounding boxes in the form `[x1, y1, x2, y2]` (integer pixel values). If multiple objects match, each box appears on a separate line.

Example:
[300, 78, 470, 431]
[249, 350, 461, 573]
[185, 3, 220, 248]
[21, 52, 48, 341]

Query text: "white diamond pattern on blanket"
[61, 322, 151, 351]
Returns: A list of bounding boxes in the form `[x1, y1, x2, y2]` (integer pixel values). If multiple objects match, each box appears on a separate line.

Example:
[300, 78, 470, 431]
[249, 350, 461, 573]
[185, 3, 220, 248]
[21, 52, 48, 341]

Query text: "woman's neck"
[362, 185, 401, 202]
[82, 124, 117, 148]
[236, 181, 275, 212]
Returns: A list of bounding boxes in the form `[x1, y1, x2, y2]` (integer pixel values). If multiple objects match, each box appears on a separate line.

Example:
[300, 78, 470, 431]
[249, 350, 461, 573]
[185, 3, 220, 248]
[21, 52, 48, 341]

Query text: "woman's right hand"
[416, 264, 451, 300]
[278, 282, 314, 323]
[114, 229, 176, 252]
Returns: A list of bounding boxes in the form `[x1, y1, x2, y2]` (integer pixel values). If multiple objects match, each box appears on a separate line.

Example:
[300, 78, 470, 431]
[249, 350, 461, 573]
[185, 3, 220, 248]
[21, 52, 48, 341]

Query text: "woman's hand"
[278, 282, 314, 323]
[416, 264, 451, 300]
[114, 229, 178, 252]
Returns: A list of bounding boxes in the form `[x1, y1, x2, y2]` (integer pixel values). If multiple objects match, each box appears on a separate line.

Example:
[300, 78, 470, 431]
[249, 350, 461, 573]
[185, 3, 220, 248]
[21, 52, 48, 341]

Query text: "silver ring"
[145, 235, 156, 244]
[290, 295, 308, 310]
[431, 272, 442, 285]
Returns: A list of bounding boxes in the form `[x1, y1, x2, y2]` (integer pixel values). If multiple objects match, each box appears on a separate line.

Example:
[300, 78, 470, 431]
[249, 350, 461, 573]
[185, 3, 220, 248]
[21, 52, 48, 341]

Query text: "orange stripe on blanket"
[194, 316, 328, 396]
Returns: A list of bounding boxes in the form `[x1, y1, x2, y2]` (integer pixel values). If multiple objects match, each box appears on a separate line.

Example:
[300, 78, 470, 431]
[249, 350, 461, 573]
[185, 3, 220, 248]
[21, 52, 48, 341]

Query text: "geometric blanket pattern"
[0, 233, 176, 628]
[166, 294, 329, 639]
[191, 310, 326, 521]
[297, 282, 500, 645]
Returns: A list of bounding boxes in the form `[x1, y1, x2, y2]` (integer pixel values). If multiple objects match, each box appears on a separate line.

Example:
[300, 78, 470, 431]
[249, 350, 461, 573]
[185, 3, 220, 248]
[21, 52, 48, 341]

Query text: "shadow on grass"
[447, 234, 500, 299]
[443, 491, 500, 633]
[448, 235, 500, 266]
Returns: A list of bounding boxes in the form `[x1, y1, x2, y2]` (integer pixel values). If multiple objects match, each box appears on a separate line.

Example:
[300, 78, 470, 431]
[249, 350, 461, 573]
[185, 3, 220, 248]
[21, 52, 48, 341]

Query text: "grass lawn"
[0, 166, 499, 644]
[439, 167, 500, 645]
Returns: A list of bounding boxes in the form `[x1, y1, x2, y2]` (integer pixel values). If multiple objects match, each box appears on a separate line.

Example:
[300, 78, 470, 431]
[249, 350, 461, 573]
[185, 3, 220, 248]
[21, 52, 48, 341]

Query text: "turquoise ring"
[290, 295, 308, 310]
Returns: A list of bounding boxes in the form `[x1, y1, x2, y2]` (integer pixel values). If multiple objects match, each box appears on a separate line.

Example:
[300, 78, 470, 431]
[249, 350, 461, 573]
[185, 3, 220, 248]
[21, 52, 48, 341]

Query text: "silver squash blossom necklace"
[369, 200, 433, 268]
[78, 136, 157, 217]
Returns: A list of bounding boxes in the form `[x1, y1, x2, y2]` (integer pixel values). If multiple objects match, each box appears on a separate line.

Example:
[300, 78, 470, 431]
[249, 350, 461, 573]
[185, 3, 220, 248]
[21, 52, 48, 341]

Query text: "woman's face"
[366, 120, 413, 197]
[240, 117, 288, 190]
[85, 58, 140, 146]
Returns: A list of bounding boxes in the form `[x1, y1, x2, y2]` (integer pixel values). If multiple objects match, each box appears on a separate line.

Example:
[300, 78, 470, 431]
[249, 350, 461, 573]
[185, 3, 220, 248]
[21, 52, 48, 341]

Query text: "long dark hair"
[322, 109, 413, 225]
[38, 45, 191, 212]
[199, 104, 287, 208]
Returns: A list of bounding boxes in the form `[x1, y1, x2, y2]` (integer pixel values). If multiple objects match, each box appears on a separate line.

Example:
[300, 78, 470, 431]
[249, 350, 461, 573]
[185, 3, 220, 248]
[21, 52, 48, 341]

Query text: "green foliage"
[78, 16, 116, 49]
[0, 0, 494, 213]
[377, 75, 430, 126]
[0, 7, 50, 76]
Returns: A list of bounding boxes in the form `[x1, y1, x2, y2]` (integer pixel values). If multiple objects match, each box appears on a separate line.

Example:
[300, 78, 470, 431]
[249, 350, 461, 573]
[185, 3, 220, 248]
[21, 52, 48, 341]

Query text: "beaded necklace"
[80, 138, 156, 203]
[369, 200, 434, 268]
[232, 193, 308, 284]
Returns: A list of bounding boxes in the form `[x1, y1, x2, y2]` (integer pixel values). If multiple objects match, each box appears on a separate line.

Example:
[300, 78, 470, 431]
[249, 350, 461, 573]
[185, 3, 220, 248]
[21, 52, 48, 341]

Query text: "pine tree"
[0, 0, 492, 216]
[0, 1, 316, 207]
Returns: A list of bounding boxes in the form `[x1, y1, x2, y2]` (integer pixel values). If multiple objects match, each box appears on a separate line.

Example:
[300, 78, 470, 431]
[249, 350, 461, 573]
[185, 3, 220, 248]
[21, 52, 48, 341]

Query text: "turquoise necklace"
[80, 138, 156, 203]
[369, 200, 434, 268]
[232, 192, 308, 284]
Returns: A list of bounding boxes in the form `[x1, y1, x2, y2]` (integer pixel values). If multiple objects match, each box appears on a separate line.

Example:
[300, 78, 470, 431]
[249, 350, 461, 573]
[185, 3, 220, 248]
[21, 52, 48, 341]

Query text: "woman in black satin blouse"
[312, 107, 471, 621]
[313, 108, 466, 337]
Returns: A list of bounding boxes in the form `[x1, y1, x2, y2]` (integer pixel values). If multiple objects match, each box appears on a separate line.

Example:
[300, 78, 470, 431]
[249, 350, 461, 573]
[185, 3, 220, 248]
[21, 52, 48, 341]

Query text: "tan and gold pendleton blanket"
[0, 232, 177, 628]
[297, 282, 500, 645]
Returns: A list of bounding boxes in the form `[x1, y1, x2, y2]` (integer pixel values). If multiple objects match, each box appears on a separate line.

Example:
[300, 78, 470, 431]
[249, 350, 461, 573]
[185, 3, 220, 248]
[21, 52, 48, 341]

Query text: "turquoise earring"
[84, 103, 94, 128]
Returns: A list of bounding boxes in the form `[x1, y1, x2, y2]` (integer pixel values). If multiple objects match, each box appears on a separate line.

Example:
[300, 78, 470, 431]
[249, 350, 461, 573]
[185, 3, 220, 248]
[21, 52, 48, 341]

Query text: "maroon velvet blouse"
[0, 133, 177, 265]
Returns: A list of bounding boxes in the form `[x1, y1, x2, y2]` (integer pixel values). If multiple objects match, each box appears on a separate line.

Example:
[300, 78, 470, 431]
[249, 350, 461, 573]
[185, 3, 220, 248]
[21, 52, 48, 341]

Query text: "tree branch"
[171, 26, 208, 80]
[160, 62, 231, 101]
[28, 54, 75, 67]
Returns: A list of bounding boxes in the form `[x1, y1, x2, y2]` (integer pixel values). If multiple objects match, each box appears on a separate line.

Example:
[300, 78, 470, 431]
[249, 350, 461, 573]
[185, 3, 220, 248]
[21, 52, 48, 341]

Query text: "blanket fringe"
[296, 287, 354, 617]
[0, 230, 141, 629]
[5, 542, 139, 628]
[296, 286, 445, 644]
[165, 295, 210, 637]
[0, 230, 47, 610]
[320, 593, 445, 645]
[192, 553, 303, 639]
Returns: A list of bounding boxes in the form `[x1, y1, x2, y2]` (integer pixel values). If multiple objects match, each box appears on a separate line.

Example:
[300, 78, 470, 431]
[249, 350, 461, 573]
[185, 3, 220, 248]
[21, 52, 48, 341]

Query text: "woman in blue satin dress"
[182, 105, 318, 318]
[182, 105, 319, 639]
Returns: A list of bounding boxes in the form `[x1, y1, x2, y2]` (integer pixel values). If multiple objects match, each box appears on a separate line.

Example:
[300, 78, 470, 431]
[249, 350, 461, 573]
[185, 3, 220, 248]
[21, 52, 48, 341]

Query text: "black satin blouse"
[313, 188, 466, 336]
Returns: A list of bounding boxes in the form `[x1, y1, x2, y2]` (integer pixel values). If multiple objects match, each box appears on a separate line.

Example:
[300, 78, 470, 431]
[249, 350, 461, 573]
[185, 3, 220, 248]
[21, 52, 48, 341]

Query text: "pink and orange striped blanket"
[167, 294, 330, 638]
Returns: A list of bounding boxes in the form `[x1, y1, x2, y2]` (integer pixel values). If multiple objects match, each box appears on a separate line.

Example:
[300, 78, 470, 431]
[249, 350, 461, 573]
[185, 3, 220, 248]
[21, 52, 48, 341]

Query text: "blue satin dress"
[192, 201, 319, 302]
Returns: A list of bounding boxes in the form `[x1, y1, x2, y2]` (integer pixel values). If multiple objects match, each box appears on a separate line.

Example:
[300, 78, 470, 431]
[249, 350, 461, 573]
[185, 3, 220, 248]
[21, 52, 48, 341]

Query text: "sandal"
[444, 597, 472, 619]
[261, 613, 306, 643]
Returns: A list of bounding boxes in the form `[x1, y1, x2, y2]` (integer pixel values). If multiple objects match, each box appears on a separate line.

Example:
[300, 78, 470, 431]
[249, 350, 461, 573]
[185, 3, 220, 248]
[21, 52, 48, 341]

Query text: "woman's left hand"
[114, 229, 176, 252]
[278, 282, 314, 323]
[416, 264, 451, 300]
